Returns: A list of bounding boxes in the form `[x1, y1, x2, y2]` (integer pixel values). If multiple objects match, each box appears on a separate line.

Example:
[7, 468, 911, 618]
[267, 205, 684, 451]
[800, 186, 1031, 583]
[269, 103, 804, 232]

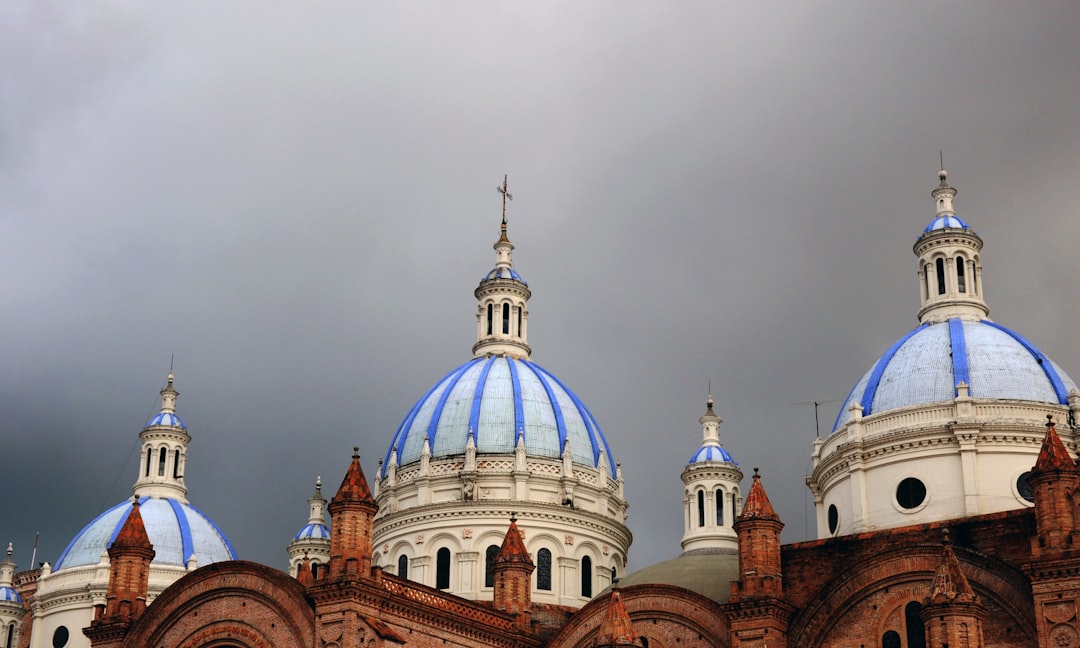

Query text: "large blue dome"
[55, 496, 236, 570]
[384, 356, 615, 478]
[834, 318, 1077, 432]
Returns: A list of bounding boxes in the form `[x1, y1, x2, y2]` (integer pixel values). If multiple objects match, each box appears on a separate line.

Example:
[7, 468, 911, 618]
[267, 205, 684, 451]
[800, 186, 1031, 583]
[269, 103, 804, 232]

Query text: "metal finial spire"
[939, 150, 944, 172]
[497, 174, 513, 233]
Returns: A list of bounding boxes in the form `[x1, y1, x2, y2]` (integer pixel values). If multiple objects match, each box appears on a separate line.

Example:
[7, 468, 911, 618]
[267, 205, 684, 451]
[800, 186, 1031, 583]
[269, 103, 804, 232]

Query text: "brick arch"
[788, 545, 1034, 648]
[547, 584, 729, 648]
[120, 561, 315, 648]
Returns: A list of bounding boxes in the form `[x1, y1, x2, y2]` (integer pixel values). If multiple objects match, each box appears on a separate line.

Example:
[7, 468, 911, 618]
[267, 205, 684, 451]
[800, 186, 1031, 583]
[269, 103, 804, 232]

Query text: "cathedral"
[4, 170, 1080, 648]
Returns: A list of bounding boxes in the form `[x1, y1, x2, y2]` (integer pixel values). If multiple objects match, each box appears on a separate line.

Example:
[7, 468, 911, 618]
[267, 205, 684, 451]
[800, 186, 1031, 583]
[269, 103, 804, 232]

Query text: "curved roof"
[482, 267, 527, 284]
[55, 496, 235, 570]
[612, 549, 739, 604]
[384, 356, 615, 478]
[294, 522, 330, 541]
[146, 412, 186, 429]
[688, 445, 736, 465]
[0, 586, 20, 603]
[923, 215, 972, 233]
[834, 318, 1076, 431]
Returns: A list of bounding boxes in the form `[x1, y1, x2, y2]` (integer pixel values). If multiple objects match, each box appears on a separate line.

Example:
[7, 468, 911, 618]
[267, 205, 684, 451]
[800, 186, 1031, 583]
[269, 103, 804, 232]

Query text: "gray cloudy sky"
[3, 2, 1080, 572]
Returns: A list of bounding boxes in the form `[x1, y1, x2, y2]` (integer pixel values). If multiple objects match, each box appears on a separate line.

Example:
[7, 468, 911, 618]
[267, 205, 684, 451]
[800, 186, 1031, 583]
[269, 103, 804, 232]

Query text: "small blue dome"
[146, 412, 186, 429]
[482, 267, 527, 284]
[384, 356, 615, 478]
[294, 523, 330, 541]
[688, 445, 736, 465]
[0, 586, 20, 603]
[923, 215, 971, 233]
[834, 318, 1077, 431]
[55, 497, 235, 570]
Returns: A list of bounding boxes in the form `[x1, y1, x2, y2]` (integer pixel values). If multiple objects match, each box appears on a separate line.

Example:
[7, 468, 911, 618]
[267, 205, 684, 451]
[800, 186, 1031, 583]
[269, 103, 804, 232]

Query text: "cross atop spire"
[497, 174, 513, 236]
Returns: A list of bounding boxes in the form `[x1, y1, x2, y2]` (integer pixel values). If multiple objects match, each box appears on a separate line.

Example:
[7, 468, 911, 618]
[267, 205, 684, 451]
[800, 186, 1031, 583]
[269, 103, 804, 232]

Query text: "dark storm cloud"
[2, 2, 1080, 571]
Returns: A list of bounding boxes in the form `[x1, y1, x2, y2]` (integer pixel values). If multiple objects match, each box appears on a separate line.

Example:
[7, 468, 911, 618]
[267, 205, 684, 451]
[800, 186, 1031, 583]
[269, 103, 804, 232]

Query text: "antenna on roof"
[792, 399, 839, 438]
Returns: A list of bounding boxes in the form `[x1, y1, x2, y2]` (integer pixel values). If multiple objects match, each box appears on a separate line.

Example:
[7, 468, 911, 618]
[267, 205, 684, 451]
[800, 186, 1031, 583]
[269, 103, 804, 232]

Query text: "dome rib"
[427, 360, 478, 450]
[949, 318, 969, 390]
[506, 356, 527, 440]
[166, 497, 195, 563]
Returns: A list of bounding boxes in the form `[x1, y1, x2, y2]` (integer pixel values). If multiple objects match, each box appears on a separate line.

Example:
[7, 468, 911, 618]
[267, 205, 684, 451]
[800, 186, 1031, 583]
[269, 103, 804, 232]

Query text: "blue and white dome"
[0, 586, 20, 604]
[688, 445, 736, 465]
[146, 411, 186, 429]
[482, 266, 527, 283]
[923, 214, 971, 233]
[834, 318, 1077, 431]
[294, 522, 330, 541]
[55, 496, 236, 570]
[384, 356, 615, 477]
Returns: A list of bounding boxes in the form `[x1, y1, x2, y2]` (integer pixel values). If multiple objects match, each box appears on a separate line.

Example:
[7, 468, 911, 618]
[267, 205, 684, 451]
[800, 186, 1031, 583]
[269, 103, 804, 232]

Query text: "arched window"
[905, 601, 927, 648]
[715, 488, 724, 526]
[580, 555, 593, 598]
[537, 548, 552, 591]
[310, 561, 320, 579]
[696, 491, 705, 527]
[145, 449, 152, 477]
[732, 492, 738, 517]
[158, 447, 167, 476]
[882, 630, 901, 648]
[956, 256, 966, 293]
[610, 565, 617, 582]
[502, 303, 510, 334]
[436, 548, 451, 590]
[485, 544, 500, 588]
[6, 622, 14, 648]
[173, 449, 181, 478]
[487, 303, 493, 335]
[936, 258, 946, 295]
[517, 308, 522, 337]
[397, 555, 409, 580]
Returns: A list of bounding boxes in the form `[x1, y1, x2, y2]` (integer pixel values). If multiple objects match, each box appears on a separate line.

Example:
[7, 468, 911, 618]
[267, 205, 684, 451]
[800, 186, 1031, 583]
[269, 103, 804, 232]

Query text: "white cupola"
[0, 544, 22, 648]
[472, 175, 532, 359]
[680, 394, 742, 554]
[133, 372, 191, 502]
[915, 169, 989, 324]
[288, 476, 331, 578]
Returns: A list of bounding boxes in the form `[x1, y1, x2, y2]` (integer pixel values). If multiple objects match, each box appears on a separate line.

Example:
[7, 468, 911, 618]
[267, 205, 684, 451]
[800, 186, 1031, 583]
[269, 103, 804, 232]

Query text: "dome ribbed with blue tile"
[688, 445, 735, 465]
[384, 355, 615, 477]
[294, 522, 330, 541]
[923, 214, 971, 233]
[146, 411, 185, 429]
[483, 266, 526, 283]
[834, 320, 1076, 432]
[54, 496, 236, 570]
[0, 587, 18, 603]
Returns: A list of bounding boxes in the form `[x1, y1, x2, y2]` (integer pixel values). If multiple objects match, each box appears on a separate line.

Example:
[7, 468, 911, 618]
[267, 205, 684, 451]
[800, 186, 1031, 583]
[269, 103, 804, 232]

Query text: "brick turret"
[84, 498, 156, 648]
[492, 516, 534, 626]
[727, 469, 794, 648]
[1030, 415, 1079, 559]
[921, 531, 986, 648]
[596, 591, 641, 647]
[327, 448, 378, 579]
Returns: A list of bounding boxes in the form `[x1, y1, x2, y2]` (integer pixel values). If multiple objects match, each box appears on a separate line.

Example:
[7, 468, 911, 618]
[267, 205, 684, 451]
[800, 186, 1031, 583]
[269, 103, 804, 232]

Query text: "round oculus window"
[53, 626, 69, 648]
[827, 504, 839, 535]
[896, 477, 927, 510]
[1017, 471, 1035, 503]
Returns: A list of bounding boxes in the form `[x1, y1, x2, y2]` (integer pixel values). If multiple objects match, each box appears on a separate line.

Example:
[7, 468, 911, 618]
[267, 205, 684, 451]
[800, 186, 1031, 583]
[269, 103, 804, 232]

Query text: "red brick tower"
[1025, 416, 1080, 648]
[84, 498, 156, 648]
[727, 468, 794, 648]
[327, 447, 378, 579]
[492, 515, 534, 627]
[1029, 415, 1079, 558]
[921, 532, 986, 648]
[596, 591, 641, 647]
